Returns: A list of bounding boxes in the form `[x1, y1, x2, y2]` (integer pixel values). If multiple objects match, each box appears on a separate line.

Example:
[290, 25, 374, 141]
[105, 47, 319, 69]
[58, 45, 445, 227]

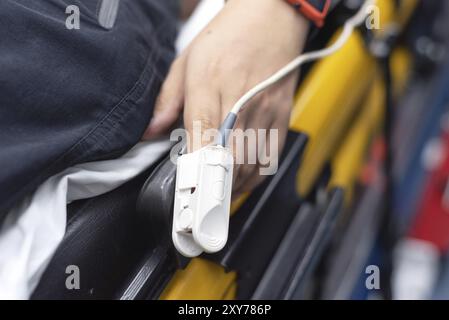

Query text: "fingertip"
[142, 116, 161, 140]
[142, 111, 175, 140]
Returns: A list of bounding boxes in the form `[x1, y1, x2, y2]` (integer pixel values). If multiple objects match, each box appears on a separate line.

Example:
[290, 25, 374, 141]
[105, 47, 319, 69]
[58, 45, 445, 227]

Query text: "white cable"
[229, 0, 375, 115]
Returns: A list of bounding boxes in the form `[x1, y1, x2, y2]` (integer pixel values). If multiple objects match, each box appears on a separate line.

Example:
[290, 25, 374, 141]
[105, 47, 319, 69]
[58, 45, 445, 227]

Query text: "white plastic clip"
[173, 145, 234, 257]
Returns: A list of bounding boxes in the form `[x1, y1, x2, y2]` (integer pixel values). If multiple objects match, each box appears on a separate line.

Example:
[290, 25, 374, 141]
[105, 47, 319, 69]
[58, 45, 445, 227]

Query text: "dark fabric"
[31, 166, 162, 300]
[0, 0, 178, 222]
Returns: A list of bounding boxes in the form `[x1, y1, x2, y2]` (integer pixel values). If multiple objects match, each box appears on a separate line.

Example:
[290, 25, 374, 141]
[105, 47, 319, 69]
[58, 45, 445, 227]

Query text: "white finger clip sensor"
[173, 145, 234, 257]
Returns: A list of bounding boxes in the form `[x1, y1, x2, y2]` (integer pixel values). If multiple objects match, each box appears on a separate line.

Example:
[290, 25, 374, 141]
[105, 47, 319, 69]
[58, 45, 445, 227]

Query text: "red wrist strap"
[285, 0, 331, 28]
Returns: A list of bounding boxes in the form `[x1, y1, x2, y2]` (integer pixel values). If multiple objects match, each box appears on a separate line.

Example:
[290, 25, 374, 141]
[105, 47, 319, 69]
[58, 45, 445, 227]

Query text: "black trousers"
[0, 0, 178, 222]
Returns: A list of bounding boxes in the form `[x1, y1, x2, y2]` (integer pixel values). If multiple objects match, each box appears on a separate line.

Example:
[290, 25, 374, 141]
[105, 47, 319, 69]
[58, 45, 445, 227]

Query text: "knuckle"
[196, 115, 216, 131]
[204, 58, 223, 79]
[256, 97, 275, 117]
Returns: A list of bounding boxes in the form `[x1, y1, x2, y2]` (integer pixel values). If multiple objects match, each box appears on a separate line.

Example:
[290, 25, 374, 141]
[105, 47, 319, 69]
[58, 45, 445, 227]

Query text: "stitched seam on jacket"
[12, 26, 175, 209]
[52, 46, 160, 165]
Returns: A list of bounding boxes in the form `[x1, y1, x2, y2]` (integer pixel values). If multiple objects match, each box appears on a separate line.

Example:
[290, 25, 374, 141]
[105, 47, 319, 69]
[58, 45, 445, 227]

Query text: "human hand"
[144, 0, 309, 196]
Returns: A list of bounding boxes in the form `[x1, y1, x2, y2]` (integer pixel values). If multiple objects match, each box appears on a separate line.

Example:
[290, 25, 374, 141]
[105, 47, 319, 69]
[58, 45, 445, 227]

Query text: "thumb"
[142, 55, 186, 140]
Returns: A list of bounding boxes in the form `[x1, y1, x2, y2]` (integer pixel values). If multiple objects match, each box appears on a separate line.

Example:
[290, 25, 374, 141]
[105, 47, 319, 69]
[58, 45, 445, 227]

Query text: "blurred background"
[17, 0, 449, 300]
